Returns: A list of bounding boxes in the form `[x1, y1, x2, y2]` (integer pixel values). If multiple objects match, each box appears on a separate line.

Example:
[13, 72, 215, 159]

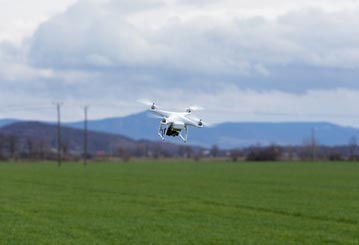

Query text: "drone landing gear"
[158, 124, 167, 141]
[158, 125, 188, 143]
[179, 126, 188, 143]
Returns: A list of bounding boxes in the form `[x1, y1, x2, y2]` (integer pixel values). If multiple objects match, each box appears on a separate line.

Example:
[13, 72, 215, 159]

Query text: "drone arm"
[183, 117, 202, 128]
[151, 109, 172, 118]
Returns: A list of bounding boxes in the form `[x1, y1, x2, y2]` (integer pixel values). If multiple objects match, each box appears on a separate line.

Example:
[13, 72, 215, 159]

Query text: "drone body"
[142, 102, 205, 142]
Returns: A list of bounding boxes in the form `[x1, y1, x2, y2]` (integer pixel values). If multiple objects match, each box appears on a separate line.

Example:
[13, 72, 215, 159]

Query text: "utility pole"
[311, 127, 317, 161]
[53, 102, 63, 167]
[83, 105, 89, 166]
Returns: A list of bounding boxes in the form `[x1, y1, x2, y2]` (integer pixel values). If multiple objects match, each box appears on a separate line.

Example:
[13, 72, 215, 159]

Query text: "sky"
[1, 0, 359, 125]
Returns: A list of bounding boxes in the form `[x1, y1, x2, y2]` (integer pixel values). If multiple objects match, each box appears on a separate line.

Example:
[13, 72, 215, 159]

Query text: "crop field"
[0, 160, 358, 244]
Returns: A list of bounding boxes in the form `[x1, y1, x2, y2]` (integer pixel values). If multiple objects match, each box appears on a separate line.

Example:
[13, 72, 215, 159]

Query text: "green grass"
[0, 160, 359, 244]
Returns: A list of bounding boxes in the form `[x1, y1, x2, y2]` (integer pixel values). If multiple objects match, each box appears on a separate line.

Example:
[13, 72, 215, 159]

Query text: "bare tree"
[153, 144, 162, 159]
[286, 145, 296, 161]
[310, 128, 318, 161]
[26, 138, 34, 160]
[0, 134, 6, 160]
[210, 145, 219, 158]
[7, 135, 19, 161]
[348, 136, 357, 161]
[117, 146, 131, 162]
[300, 129, 318, 161]
[246, 145, 282, 161]
[193, 152, 202, 162]
[230, 149, 242, 162]
[62, 141, 70, 161]
[178, 146, 194, 158]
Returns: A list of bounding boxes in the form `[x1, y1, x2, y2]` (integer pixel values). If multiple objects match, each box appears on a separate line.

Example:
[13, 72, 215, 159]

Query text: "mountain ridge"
[1, 112, 358, 148]
[0, 121, 198, 157]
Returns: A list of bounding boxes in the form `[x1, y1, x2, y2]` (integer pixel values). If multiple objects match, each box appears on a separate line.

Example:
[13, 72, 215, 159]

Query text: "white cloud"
[27, 2, 359, 76]
[0, 40, 56, 83]
[1, 0, 359, 126]
[0, 0, 77, 43]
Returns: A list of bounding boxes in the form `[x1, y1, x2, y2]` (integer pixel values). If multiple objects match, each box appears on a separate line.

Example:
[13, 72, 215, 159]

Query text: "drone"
[139, 100, 207, 142]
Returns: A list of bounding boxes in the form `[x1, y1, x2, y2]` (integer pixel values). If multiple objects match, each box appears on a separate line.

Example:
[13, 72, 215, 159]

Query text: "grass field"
[0, 160, 358, 244]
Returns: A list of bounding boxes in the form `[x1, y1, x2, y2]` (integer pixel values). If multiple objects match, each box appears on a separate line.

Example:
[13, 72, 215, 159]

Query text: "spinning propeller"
[186, 105, 204, 113]
[137, 99, 157, 110]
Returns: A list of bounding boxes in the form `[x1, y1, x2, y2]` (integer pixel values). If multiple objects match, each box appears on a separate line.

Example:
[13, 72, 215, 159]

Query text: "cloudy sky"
[1, 0, 359, 125]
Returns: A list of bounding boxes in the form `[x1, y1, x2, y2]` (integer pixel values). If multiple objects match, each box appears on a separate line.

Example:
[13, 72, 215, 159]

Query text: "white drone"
[139, 100, 207, 142]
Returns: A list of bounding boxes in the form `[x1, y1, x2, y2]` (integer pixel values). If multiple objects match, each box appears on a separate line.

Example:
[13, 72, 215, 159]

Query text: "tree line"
[1, 132, 359, 162]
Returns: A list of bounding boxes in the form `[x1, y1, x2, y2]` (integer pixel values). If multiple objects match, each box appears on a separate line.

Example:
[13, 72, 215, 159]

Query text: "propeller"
[147, 113, 162, 119]
[147, 113, 167, 124]
[186, 105, 204, 113]
[137, 99, 157, 110]
[188, 115, 211, 127]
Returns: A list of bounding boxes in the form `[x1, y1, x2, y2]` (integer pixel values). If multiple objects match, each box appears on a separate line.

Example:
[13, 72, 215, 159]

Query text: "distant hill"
[1, 113, 359, 149]
[188, 122, 359, 148]
[66, 112, 158, 140]
[0, 119, 19, 128]
[66, 112, 204, 147]
[65, 112, 359, 148]
[0, 121, 192, 155]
